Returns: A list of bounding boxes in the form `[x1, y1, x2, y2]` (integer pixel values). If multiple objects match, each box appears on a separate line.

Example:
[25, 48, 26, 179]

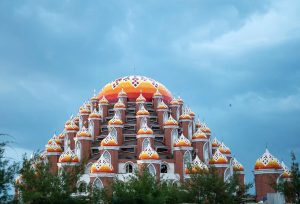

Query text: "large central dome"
[97, 75, 172, 102]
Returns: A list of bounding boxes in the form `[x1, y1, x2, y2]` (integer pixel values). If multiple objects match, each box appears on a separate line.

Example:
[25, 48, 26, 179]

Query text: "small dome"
[136, 93, 146, 103]
[192, 128, 207, 139]
[200, 123, 211, 133]
[212, 137, 221, 148]
[164, 115, 178, 126]
[186, 156, 208, 174]
[169, 98, 179, 106]
[177, 97, 184, 104]
[179, 108, 192, 120]
[209, 149, 228, 165]
[65, 121, 79, 131]
[99, 96, 109, 105]
[118, 88, 127, 97]
[232, 158, 244, 171]
[195, 119, 202, 129]
[74, 115, 80, 122]
[58, 132, 65, 140]
[101, 133, 118, 146]
[157, 100, 168, 110]
[91, 90, 98, 101]
[46, 140, 62, 153]
[174, 134, 191, 147]
[136, 104, 150, 116]
[114, 98, 126, 109]
[89, 109, 101, 119]
[80, 104, 91, 115]
[218, 142, 231, 155]
[58, 148, 79, 163]
[137, 123, 154, 135]
[153, 89, 162, 97]
[76, 126, 91, 138]
[48, 134, 62, 146]
[254, 149, 282, 170]
[108, 114, 123, 126]
[281, 162, 292, 179]
[187, 108, 195, 117]
[139, 144, 159, 160]
[90, 154, 114, 173]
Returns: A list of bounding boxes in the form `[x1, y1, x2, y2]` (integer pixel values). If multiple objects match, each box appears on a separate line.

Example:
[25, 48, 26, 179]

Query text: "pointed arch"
[142, 138, 150, 150]
[89, 120, 94, 140]
[64, 135, 69, 150]
[124, 161, 134, 173]
[102, 150, 111, 163]
[93, 178, 103, 189]
[147, 164, 156, 176]
[176, 108, 180, 121]
[224, 168, 231, 182]
[85, 162, 93, 174]
[163, 112, 168, 123]
[203, 142, 209, 164]
[188, 122, 193, 140]
[110, 127, 117, 139]
[141, 117, 147, 128]
[171, 129, 178, 153]
[79, 116, 83, 129]
[75, 141, 81, 161]
[183, 151, 192, 174]
[160, 162, 169, 173]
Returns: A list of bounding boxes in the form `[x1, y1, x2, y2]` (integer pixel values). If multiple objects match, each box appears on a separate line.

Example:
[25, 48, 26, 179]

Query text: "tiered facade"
[42, 75, 291, 202]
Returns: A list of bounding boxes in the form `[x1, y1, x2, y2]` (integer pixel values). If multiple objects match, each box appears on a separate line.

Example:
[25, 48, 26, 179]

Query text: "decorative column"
[114, 98, 126, 123]
[108, 113, 124, 146]
[88, 109, 101, 141]
[136, 104, 150, 131]
[75, 126, 93, 162]
[90, 90, 99, 111]
[173, 134, 193, 181]
[99, 96, 109, 122]
[179, 108, 193, 140]
[177, 97, 184, 115]
[254, 149, 283, 202]
[209, 149, 229, 181]
[218, 142, 232, 163]
[118, 88, 128, 106]
[137, 143, 161, 180]
[79, 104, 91, 129]
[152, 89, 163, 110]
[136, 122, 155, 157]
[64, 121, 79, 150]
[136, 93, 146, 112]
[211, 137, 221, 155]
[163, 115, 179, 152]
[156, 100, 169, 127]
[232, 158, 245, 187]
[192, 128, 209, 162]
[45, 140, 62, 174]
[57, 146, 80, 174]
[169, 98, 180, 121]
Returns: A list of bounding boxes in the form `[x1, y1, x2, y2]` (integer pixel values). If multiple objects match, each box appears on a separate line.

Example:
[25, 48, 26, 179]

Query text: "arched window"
[79, 116, 83, 129]
[142, 138, 150, 150]
[99, 105, 103, 117]
[161, 163, 168, 173]
[78, 182, 87, 193]
[89, 120, 94, 140]
[93, 178, 103, 189]
[75, 141, 81, 161]
[203, 142, 209, 164]
[183, 151, 192, 174]
[176, 108, 180, 121]
[110, 127, 117, 140]
[163, 112, 168, 123]
[141, 117, 147, 128]
[188, 122, 193, 140]
[171, 129, 178, 153]
[125, 163, 133, 173]
[224, 168, 231, 182]
[116, 110, 121, 119]
[64, 135, 69, 150]
[85, 162, 93, 174]
[148, 164, 156, 176]
[103, 151, 111, 163]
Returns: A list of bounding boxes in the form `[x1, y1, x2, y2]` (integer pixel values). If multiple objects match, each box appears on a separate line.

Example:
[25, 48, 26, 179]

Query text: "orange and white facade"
[41, 75, 288, 199]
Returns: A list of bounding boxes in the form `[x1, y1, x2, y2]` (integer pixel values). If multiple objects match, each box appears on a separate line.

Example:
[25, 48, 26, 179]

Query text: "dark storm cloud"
[1, 0, 300, 188]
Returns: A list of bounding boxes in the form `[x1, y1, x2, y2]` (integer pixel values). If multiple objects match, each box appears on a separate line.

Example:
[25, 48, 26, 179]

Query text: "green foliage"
[0, 136, 19, 203]
[276, 152, 300, 203]
[16, 152, 87, 203]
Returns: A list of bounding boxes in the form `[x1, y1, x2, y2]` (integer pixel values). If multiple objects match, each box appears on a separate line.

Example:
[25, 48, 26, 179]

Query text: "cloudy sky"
[1, 0, 300, 188]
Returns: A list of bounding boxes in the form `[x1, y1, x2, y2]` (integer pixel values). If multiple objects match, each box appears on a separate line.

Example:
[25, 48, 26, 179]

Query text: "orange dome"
[200, 123, 211, 133]
[99, 96, 109, 105]
[218, 142, 231, 155]
[80, 104, 91, 115]
[209, 149, 228, 165]
[233, 158, 244, 171]
[185, 156, 208, 174]
[179, 113, 192, 120]
[97, 76, 172, 102]
[138, 144, 159, 160]
[89, 109, 101, 119]
[65, 121, 79, 131]
[137, 125, 154, 135]
[118, 88, 127, 97]
[192, 128, 207, 139]
[212, 137, 220, 148]
[58, 132, 65, 140]
[136, 104, 150, 116]
[195, 119, 202, 129]
[174, 134, 191, 147]
[101, 133, 118, 146]
[177, 97, 184, 104]
[254, 149, 282, 170]
[281, 162, 291, 179]
[136, 93, 146, 103]
[46, 140, 62, 153]
[90, 154, 114, 173]
[48, 134, 62, 146]
[108, 114, 123, 126]
[153, 89, 162, 98]
[169, 98, 179, 106]
[59, 148, 79, 163]
[164, 115, 178, 126]
[157, 100, 168, 110]
[114, 98, 126, 109]
[76, 127, 91, 138]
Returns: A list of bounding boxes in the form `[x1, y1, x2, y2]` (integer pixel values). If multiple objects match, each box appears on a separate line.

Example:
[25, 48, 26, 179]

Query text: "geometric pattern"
[254, 149, 282, 170]
[174, 134, 191, 147]
[139, 143, 159, 160]
[209, 149, 228, 165]
[232, 158, 244, 171]
[90, 153, 114, 173]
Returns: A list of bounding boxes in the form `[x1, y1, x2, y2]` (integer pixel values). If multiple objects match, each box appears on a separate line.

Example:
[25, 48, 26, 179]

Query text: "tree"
[15, 152, 87, 203]
[276, 152, 300, 203]
[0, 135, 19, 202]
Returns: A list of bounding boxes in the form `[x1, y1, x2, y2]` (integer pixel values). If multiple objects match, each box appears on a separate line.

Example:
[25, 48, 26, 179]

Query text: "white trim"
[136, 115, 150, 118]
[192, 138, 208, 142]
[137, 134, 155, 139]
[137, 160, 161, 164]
[179, 119, 192, 122]
[46, 152, 61, 156]
[163, 125, 179, 129]
[174, 146, 193, 151]
[210, 164, 229, 168]
[76, 137, 93, 141]
[107, 125, 123, 128]
[57, 162, 80, 167]
[254, 169, 283, 175]
[99, 146, 120, 150]
[65, 130, 78, 133]
[88, 118, 101, 121]
[113, 108, 126, 111]
[156, 109, 168, 112]
[90, 173, 115, 177]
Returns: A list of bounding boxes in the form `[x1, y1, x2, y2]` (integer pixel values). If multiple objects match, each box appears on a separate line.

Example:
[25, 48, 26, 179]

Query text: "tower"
[75, 126, 93, 162]
[179, 108, 193, 140]
[192, 128, 209, 163]
[163, 115, 179, 152]
[232, 158, 245, 187]
[169, 98, 180, 120]
[209, 149, 230, 181]
[45, 136, 63, 173]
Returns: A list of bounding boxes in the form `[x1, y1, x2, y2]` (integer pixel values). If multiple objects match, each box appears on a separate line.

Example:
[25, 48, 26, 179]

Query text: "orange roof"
[101, 133, 118, 146]
[114, 98, 126, 109]
[209, 149, 228, 165]
[46, 140, 62, 153]
[233, 158, 244, 171]
[185, 156, 208, 174]
[97, 76, 172, 102]
[254, 149, 282, 170]
[157, 100, 168, 109]
[139, 144, 159, 160]
[89, 109, 101, 119]
[192, 128, 207, 139]
[218, 142, 231, 155]
[65, 121, 79, 131]
[212, 137, 220, 148]
[136, 104, 150, 116]
[174, 134, 191, 147]
[76, 126, 91, 138]
[164, 115, 178, 126]
[90, 154, 114, 173]
[58, 148, 79, 163]
[137, 124, 154, 135]
[108, 114, 123, 126]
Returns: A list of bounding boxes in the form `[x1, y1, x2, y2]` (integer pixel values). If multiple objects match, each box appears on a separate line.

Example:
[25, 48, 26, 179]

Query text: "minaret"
[79, 103, 91, 129]
[177, 97, 184, 115]
[118, 88, 128, 106]
[232, 158, 245, 187]
[136, 103, 150, 131]
[211, 137, 221, 155]
[163, 115, 179, 152]
[185, 155, 208, 175]
[99, 131, 120, 173]
[218, 142, 232, 163]
[88, 109, 101, 141]
[136, 120, 155, 157]
[99, 96, 109, 122]
[152, 89, 163, 110]
[136, 93, 146, 112]
[75, 126, 93, 162]
[114, 98, 126, 122]
[173, 134, 193, 181]
[90, 89, 99, 111]
[64, 120, 79, 150]
[137, 143, 161, 180]
[57, 142, 80, 173]
[107, 112, 124, 145]
[188, 108, 196, 133]
[169, 98, 180, 121]
[209, 149, 229, 181]
[156, 100, 169, 127]
[179, 107, 193, 140]
[192, 128, 209, 163]
[254, 149, 283, 202]
[45, 138, 63, 174]
[90, 153, 115, 188]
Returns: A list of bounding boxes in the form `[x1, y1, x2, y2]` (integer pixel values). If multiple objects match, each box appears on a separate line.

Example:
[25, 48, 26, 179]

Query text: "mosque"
[43, 75, 291, 202]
